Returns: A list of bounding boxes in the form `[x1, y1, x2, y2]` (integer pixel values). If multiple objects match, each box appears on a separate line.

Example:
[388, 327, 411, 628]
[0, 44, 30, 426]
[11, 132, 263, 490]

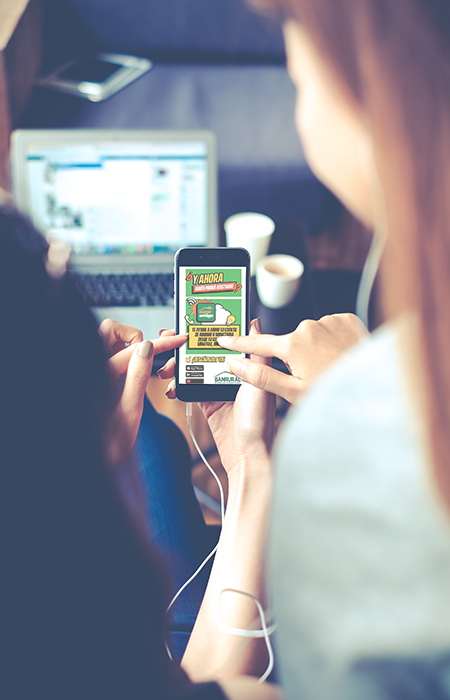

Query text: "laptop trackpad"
[93, 306, 174, 341]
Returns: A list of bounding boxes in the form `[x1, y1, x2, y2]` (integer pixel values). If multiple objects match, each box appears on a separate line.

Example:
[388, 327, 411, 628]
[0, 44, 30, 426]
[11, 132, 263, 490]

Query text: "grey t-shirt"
[270, 321, 450, 700]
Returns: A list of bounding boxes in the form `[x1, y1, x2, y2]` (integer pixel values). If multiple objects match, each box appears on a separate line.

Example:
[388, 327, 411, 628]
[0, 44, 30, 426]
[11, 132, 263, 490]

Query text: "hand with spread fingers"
[98, 319, 188, 468]
[212, 313, 369, 405]
[158, 319, 277, 476]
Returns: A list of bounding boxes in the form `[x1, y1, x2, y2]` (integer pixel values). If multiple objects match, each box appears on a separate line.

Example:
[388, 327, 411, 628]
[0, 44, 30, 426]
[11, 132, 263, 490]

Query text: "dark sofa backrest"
[66, 0, 285, 60]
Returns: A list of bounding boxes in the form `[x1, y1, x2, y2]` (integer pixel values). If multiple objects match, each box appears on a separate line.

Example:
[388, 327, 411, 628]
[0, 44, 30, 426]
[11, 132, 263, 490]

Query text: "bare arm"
[181, 453, 273, 681]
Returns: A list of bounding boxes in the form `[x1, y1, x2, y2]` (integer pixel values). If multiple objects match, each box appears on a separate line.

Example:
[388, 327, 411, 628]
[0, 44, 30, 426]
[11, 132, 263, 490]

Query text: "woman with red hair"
[162, 1, 450, 698]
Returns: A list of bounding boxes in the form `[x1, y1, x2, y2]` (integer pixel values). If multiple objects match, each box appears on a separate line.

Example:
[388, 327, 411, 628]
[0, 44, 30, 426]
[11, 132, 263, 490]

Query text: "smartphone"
[175, 247, 251, 402]
[37, 53, 152, 102]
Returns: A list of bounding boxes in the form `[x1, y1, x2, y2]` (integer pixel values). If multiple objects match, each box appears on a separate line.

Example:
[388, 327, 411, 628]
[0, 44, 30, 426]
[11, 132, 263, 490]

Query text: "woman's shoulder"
[272, 316, 442, 544]
[294, 316, 413, 421]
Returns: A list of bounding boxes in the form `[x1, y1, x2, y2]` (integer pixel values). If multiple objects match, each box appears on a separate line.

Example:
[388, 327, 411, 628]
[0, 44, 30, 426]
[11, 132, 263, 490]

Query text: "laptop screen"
[13, 133, 214, 256]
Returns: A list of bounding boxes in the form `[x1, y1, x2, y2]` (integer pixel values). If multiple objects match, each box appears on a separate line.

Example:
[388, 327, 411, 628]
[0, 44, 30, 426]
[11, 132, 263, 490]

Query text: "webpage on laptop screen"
[24, 141, 208, 255]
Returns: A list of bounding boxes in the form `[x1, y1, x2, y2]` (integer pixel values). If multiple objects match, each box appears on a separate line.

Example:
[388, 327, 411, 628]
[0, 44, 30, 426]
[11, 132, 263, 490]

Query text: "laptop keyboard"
[73, 273, 174, 307]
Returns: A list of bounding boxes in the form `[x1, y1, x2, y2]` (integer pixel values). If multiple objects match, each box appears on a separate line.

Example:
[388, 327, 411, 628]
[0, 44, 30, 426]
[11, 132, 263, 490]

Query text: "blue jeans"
[115, 397, 219, 662]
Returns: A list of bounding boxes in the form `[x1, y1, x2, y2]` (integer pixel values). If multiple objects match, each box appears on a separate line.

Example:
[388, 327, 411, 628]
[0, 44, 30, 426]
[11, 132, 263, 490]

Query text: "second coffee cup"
[256, 254, 304, 308]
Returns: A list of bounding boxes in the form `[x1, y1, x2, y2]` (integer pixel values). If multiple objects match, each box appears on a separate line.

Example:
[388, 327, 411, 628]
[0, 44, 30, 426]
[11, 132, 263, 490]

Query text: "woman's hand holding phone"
[159, 319, 277, 476]
[200, 317, 277, 477]
[217, 313, 369, 405]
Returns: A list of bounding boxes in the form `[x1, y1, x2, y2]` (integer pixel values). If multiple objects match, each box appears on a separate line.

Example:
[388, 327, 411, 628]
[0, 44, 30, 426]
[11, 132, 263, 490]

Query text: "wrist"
[226, 451, 273, 487]
[225, 460, 273, 530]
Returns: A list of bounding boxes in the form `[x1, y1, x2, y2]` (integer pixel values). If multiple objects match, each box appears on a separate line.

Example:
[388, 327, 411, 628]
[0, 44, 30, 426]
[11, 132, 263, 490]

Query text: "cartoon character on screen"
[184, 297, 236, 327]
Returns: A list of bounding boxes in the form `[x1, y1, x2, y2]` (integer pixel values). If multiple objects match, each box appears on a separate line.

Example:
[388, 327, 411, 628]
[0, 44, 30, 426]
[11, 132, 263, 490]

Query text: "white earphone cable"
[164, 402, 275, 683]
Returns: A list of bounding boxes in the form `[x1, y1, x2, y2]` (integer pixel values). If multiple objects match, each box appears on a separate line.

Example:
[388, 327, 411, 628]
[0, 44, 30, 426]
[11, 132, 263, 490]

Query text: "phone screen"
[177, 265, 247, 387]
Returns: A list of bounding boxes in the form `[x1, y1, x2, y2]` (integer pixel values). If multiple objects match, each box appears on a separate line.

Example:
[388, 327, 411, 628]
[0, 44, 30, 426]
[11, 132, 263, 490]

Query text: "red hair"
[252, 0, 450, 508]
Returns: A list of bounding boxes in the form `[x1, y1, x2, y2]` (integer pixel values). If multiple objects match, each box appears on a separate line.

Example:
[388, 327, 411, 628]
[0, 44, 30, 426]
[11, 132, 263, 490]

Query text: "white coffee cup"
[256, 254, 304, 308]
[224, 212, 275, 275]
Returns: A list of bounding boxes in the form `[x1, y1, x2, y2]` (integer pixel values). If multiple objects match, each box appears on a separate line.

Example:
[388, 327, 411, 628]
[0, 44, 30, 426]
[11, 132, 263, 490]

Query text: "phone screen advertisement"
[178, 266, 247, 387]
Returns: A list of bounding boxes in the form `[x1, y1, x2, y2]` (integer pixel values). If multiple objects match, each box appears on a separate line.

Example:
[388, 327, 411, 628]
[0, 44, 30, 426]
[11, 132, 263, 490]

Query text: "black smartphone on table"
[175, 247, 251, 402]
[36, 53, 152, 102]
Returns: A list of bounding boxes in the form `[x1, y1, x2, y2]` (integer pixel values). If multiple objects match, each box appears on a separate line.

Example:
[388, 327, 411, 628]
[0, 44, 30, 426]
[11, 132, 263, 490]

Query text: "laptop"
[10, 129, 218, 342]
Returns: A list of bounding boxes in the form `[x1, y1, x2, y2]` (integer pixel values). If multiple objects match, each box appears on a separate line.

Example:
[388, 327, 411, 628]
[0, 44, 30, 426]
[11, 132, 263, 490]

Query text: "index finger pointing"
[108, 333, 188, 380]
[248, 318, 270, 367]
[152, 333, 188, 355]
[217, 332, 288, 361]
[98, 318, 143, 353]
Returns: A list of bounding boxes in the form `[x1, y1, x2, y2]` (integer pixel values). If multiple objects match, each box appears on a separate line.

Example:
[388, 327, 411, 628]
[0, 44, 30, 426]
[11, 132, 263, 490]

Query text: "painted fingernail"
[165, 385, 174, 396]
[157, 361, 169, 376]
[217, 336, 232, 347]
[138, 340, 153, 358]
[227, 358, 246, 375]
